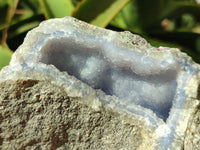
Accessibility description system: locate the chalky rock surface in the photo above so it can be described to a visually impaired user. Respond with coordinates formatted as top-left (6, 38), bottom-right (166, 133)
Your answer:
top-left (0, 17), bottom-right (200, 149)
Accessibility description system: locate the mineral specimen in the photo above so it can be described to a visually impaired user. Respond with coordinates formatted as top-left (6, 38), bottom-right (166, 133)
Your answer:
top-left (0, 17), bottom-right (199, 149)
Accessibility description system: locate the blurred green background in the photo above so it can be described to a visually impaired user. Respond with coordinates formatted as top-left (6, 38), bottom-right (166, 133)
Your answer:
top-left (0, 0), bottom-right (200, 70)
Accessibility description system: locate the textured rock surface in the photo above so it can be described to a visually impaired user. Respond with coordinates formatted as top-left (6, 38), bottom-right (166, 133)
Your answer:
top-left (0, 79), bottom-right (152, 150)
top-left (0, 16), bottom-right (200, 149)
top-left (184, 105), bottom-right (200, 150)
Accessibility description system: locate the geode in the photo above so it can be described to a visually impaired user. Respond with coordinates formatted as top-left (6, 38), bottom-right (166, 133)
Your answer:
top-left (0, 17), bottom-right (200, 149)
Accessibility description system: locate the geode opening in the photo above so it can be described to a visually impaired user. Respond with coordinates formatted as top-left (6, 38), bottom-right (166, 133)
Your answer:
top-left (39, 37), bottom-right (177, 121)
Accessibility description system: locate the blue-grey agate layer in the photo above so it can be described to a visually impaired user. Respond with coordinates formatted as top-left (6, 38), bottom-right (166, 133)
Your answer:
top-left (39, 38), bottom-right (177, 121)
top-left (6, 17), bottom-right (200, 149)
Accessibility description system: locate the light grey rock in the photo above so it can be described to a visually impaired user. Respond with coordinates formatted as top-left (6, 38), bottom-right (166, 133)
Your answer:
top-left (0, 16), bottom-right (200, 149)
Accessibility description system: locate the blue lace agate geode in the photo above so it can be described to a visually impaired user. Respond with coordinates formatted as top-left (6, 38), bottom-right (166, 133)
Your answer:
top-left (2, 17), bottom-right (200, 149)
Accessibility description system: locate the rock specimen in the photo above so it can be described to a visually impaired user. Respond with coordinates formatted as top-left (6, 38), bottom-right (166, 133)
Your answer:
top-left (0, 17), bottom-right (200, 150)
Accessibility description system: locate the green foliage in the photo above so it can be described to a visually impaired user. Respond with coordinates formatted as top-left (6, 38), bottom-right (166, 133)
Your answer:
top-left (72, 0), bottom-right (130, 27)
top-left (0, 44), bottom-right (12, 70)
top-left (39, 0), bottom-right (74, 18)
top-left (0, 0), bottom-right (200, 69)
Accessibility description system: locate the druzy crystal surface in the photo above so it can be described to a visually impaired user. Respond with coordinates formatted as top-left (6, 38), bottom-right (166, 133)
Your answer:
top-left (1, 17), bottom-right (199, 149)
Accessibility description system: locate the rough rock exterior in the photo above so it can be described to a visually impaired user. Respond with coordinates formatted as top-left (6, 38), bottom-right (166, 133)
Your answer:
top-left (0, 17), bottom-right (200, 149)
top-left (184, 104), bottom-right (200, 150)
top-left (0, 79), bottom-right (152, 150)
